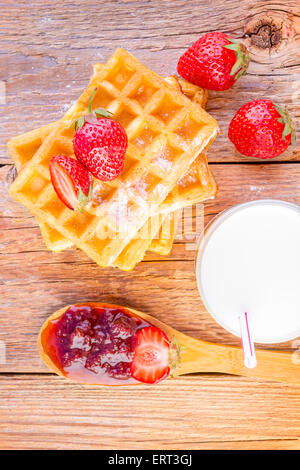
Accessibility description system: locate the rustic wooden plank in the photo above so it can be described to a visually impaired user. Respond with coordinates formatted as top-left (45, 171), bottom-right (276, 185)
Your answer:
top-left (1, 163), bottom-right (299, 372)
top-left (1, 0), bottom-right (299, 163)
top-left (1, 0), bottom-right (300, 451)
top-left (0, 374), bottom-right (299, 450)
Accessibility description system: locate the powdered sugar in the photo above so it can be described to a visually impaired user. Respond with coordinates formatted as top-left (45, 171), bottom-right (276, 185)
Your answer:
top-left (152, 154), bottom-right (173, 173)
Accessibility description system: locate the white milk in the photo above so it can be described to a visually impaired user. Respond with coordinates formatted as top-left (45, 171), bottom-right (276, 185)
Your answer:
top-left (196, 200), bottom-right (300, 343)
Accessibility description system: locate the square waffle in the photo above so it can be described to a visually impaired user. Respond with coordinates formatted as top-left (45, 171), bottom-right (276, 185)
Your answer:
top-left (9, 49), bottom-right (219, 268)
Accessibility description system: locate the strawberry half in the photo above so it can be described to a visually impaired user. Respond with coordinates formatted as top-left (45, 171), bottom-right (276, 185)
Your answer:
top-left (131, 326), bottom-right (170, 384)
top-left (49, 155), bottom-right (93, 212)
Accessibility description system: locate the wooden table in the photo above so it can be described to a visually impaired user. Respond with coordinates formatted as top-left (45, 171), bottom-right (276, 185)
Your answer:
top-left (1, 0), bottom-right (299, 450)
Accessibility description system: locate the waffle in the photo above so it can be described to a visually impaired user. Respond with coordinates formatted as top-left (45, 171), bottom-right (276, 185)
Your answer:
top-left (7, 78), bottom-right (207, 256)
top-left (146, 210), bottom-right (181, 256)
top-left (7, 123), bottom-right (72, 251)
top-left (8, 75), bottom-right (213, 267)
top-left (9, 49), bottom-right (219, 268)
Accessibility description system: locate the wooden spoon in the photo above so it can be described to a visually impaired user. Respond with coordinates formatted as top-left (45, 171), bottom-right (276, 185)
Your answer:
top-left (39, 303), bottom-right (300, 385)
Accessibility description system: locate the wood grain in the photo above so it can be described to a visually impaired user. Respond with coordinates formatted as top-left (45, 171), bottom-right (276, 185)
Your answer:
top-left (0, 0), bottom-right (299, 164)
top-left (0, 374), bottom-right (299, 450)
top-left (1, 162), bottom-right (299, 373)
top-left (0, 0), bottom-right (299, 451)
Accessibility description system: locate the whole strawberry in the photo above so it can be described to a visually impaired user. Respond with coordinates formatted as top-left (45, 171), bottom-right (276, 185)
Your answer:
top-left (74, 116), bottom-right (128, 181)
top-left (49, 155), bottom-right (93, 211)
top-left (73, 89), bottom-right (128, 181)
top-left (228, 100), bottom-right (295, 159)
top-left (177, 32), bottom-right (249, 91)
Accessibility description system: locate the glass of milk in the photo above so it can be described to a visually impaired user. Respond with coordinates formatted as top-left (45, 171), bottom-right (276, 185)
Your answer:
top-left (195, 200), bottom-right (300, 343)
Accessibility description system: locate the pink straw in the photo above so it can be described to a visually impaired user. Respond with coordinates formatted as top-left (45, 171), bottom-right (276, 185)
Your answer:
top-left (238, 312), bottom-right (257, 369)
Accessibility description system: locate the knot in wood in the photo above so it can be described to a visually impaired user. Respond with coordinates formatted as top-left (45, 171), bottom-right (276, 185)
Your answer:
top-left (245, 18), bottom-right (282, 49)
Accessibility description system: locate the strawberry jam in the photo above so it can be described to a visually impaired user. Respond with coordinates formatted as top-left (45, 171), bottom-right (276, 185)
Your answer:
top-left (41, 304), bottom-right (152, 385)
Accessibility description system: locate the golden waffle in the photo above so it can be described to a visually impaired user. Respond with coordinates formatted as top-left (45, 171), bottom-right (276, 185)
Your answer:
top-left (9, 49), bottom-right (219, 268)
top-left (7, 123), bottom-right (72, 251)
top-left (8, 75), bottom-right (213, 265)
top-left (7, 79), bottom-right (203, 255)
top-left (8, 74), bottom-right (213, 262)
top-left (142, 210), bottom-right (181, 256)
top-left (8, 61), bottom-right (216, 271)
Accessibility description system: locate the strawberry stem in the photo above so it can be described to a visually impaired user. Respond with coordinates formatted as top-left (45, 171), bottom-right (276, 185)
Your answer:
top-left (74, 89), bottom-right (114, 131)
top-left (88, 87), bottom-right (98, 114)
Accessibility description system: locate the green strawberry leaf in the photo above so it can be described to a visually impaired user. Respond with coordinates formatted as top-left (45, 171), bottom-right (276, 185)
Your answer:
top-left (94, 108), bottom-right (114, 118)
top-left (275, 104), bottom-right (296, 144)
top-left (223, 44), bottom-right (239, 51)
top-left (87, 184), bottom-right (93, 202)
top-left (230, 57), bottom-right (243, 76)
top-left (77, 184), bottom-right (93, 213)
top-left (282, 126), bottom-right (291, 139)
top-left (74, 115), bottom-right (85, 132)
top-left (77, 187), bottom-right (86, 213)
top-left (223, 39), bottom-right (250, 80)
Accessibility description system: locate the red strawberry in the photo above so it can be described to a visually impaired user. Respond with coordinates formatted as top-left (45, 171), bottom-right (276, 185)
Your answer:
top-left (131, 327), bottom-right (170, 384)
top-left (228, 100), bottom-right (295, 159)
top-left (73, 88), bottom-right (128, 181)
top-left (177, 32), bottom-right (249, 91)
top-left (73, 116), bottom-right (128, 181)
top-left (49, 155), bottom-right (93, 211)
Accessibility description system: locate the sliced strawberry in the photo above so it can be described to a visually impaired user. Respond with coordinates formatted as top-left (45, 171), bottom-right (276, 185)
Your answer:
top-left (131, 326), bottom-right (170, 384)
top-left (49, 155), bottom-right (93, 211)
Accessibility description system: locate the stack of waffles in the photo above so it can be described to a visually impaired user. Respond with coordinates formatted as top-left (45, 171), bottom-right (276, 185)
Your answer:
top-left (8, 49), bottom-right (219, 271)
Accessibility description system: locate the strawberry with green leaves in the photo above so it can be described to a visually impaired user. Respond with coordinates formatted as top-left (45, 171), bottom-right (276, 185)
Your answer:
top-left (228, 99), bottom-right (295, 159)
top-left (177, 32), bottom-right (249, 91)
top-left (50, 155), bottom-right (93, 212)
top-left (73, 88), bottom-right (128, 181)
